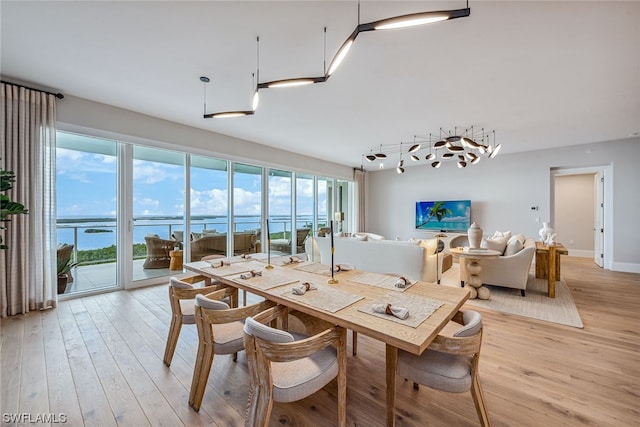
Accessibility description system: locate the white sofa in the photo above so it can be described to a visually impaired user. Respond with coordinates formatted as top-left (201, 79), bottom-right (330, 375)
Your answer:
top-left (455, 235), bottom-right (536, 296)
top-left (305, 236), bottom-right (443, 283)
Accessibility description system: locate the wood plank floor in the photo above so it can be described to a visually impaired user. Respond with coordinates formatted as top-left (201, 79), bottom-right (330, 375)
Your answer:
top-left (1, 257), bottom-right (639, 426)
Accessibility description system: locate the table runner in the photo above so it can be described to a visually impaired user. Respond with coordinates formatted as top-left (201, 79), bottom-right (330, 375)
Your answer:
top-left (358, 293), bottom-right (444, 328)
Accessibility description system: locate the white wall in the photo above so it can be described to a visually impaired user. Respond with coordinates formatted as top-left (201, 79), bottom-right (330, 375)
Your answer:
top-left (555, 174), bottom-right (595, 256)
top-left (57, 95), bottom-right (354, 181)
top-left (366, 138), bottom-right (640, 273)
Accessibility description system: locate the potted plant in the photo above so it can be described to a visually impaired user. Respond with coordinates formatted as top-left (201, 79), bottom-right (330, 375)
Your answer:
top-left (1, 161), bottom-right (29, 250)
top-left (56, 257), bottom-right (78, 294)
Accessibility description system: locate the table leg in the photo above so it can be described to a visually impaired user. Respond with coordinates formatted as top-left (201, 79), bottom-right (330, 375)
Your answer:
top-left (548, 246), bottom-right (556, 298)
top-left (386, 344), bottom-right (398, 427)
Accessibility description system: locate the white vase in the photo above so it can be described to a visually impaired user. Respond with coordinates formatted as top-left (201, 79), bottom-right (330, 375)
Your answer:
top-left (467, 222), bottom-right (483, 249)
top-left (539, 222), bottom-right (553, 243)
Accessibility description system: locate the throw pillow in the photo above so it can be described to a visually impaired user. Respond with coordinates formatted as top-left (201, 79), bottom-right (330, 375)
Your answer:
top-left (491, 230), bottom-right (512, 241)
top-left (354, 234), bottom-right (367, 241)
top-left (504, 238), bottom-right (524, 256)
top-left (508, 233), bottom-right (526, 245)
top-left (364, 232), bottom-right (385, 241)
top-left (191, 232), bottom-right (204, 240)
top-left (481, 235), bottom-right (509, 254)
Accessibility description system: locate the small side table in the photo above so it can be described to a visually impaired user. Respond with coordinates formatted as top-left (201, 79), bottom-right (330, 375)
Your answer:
top-left (535, 242), bottom-right (568, 298)
top-left (450, 248), bottom-right (501, 300)
top-left (169, 249), bottom-right (184, 270)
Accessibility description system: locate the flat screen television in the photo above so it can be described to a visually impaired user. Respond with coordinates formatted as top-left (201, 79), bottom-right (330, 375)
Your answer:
top-left (415, 200), bottom-right (471, 232)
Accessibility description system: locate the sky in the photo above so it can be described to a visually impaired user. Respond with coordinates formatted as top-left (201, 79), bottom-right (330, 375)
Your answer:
top-left (56, 146), bottom-right (327, 220)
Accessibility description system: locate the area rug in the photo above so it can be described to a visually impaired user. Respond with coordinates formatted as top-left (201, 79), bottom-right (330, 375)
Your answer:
top-left (440, 264), bottom-right (583, 328)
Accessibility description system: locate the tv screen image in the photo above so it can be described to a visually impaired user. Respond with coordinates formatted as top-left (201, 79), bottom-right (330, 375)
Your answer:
top-left (415, 200), bottom-right (471, 232)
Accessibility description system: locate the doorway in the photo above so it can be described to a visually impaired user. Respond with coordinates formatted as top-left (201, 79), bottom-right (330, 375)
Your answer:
top-left (551, 166), bottom-right (612, 269)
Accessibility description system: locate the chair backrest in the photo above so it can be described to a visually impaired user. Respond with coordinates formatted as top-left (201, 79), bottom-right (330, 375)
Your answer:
top-left (244, 316), bottom-right (295, 343)
top-left (170, 276), bottom-right (194, 290)
top-left (195, 293), bottom-right (230, 311)
top-left (453, 310), bottom-right (483, 337)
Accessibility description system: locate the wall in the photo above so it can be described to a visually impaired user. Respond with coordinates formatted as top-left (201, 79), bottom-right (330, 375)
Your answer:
top-left (57, 95), bottom-right (354, 181)
top-left (555, 174), bottom-right (595, 256)
top-left (366, 138), bottom-right (640, 273)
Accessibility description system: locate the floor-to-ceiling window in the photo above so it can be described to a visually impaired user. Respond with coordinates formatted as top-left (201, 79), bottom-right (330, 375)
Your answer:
top-left (232, 164), bottom-right (262, 255)
top-left (56, 132), bottom-right (119, 295)
top-left (317, 177), bottom-right (333, 235)
top-left (268, 169), bottom-right (293, 254)
top-left (189, 155), bottom-right (229, 261)
top-left (296, 174), bottom-right (314, 254)
top-left (132, 146), bottom-right (185, 282)
top-left (56, 130), bottom-right (351, 296)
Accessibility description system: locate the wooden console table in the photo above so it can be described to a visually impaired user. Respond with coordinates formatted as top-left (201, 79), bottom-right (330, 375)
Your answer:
top-left (535, 242), bottom-right (568, 298)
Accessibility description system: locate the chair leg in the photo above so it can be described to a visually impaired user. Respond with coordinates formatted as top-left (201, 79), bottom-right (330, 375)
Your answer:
top-left (189, 343), bottom-right (214, 412)
top-left (413, 382), bottom-right (420, 390)
top-left (470, 372), bottom-right (491, 427)
top-left (163, 315), bottom-right (182, 366)
top-left (247, 385), bottom-right (273, 427)
top-left (352, 331), bottom-right (358, 356)
top-left (521, 289), bottom-right (526, 297)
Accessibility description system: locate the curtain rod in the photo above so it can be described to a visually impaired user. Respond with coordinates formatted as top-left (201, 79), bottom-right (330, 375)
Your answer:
top-left (1, 80), bottom-right (64, 99)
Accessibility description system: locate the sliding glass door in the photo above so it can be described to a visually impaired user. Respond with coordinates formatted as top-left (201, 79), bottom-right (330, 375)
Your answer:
top-left (233, 164), bottom-right (262, 255)
top-left (56, 132), bottom-right (119, 295)
top-left (132, 146), bottom-right (185, 282)
top-left (189, 155), bottom-right (229, 262)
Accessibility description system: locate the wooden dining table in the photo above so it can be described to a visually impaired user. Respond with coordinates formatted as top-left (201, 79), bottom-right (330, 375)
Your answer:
top-left (185, 255), bottom-right (469, 426)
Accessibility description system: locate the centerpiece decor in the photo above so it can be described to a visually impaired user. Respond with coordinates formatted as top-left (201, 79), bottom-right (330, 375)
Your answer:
top-left (265, 219), bottom-right (273, 269)
top-left (328, 220), bottom-right (338, 284)
top-left (467, 222), bottom-right (483, 249)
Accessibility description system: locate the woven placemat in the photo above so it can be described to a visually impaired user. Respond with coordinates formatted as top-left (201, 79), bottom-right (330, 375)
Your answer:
top-left (230, 272), bottom-right (299, 291)
top-left (281, 283), bottom-right (364, 313)
top-left (349, 272), bottom-right (416, 292)
top-left (358, 293), bottom-right (444, 328)
top-left (204, 260), bottom-right (266, 277)
top-left (293, 262), bottom-right (333, 276)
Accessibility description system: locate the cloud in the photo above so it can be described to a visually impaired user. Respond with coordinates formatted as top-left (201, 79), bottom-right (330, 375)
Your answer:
top-left (56, 148), bottom-right (116, 181)
top-left (190, 188), bottom-right (228, 215)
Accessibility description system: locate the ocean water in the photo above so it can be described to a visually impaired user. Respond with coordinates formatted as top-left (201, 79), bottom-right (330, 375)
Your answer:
top-left (57, 215), bottom-right (318, 250)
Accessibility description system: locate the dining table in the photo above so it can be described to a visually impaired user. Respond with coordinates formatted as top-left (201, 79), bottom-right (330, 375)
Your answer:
top-left (185, 254), bottom-right (469, 426)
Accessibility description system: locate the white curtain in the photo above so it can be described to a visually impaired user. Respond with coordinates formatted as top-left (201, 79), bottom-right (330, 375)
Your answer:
top-left (353, 168), bottom-right (366, 232)
top-left (1, 83), bottom-right (57, 317)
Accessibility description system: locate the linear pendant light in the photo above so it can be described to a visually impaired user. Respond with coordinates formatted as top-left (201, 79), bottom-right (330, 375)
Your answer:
top-left (201, 3), bottom-right (470, 118)
top-left (258, 3), bottom-right (470, 89)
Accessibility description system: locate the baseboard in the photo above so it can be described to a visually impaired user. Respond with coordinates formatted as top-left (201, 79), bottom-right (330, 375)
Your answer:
top-left (611, 262), bottom-right (640, 274)
top-left (568, 249), bottom-right (593, 258)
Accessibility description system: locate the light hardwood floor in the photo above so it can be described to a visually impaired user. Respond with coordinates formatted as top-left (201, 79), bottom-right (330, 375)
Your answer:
top-left (1, 257), bottom-right (639, 426)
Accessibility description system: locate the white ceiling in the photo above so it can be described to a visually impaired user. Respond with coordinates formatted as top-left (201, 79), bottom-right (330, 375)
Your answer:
top-left (2, 1), bottom-right (639, 170)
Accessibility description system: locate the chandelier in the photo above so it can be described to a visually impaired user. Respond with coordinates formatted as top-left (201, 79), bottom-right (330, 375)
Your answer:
top-left (364, 127), bottom-right (500, 173)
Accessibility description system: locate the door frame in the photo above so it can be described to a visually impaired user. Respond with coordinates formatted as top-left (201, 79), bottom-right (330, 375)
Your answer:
top-left (551, 165), bottom-right (613, 270)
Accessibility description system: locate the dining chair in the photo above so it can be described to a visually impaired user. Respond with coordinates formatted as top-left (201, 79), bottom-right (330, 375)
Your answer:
top-left (189, 290), bottom-right (276, 412)
top-left (163, 275), bottom-right (230, 367)
top-left (243, 305), bottom-right (347, 427)
top-left (396, 310), bottom-right (491, 426)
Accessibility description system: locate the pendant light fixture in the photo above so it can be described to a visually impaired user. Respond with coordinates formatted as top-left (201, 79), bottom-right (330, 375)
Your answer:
top-left (202, 38), bottom-right (261, 118)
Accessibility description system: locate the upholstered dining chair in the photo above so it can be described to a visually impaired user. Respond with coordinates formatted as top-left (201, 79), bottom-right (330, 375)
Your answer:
top-left (243, 305), bottom-right (347, 427)
top-left (163, 275), bottom-right (229, 367)
top-left (397, 310), bottom-right (491, 427)
top-left (189, 290), bottom-right (276, 412)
